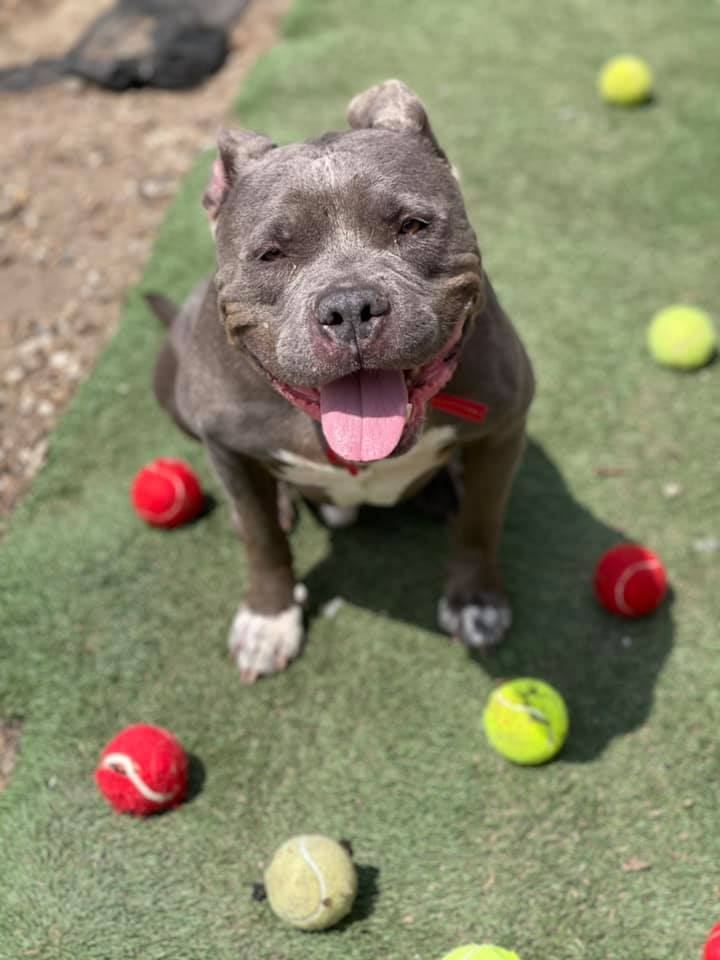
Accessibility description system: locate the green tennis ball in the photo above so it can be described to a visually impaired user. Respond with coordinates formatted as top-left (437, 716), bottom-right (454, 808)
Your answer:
top-left (647, 305), bottom-right (717, 370)
top-left (598, 55), bottom-right (653, 105)
top-left (441, 945), bottom-right (521, 960)
top-left (264, 834), bottom-right (357, 931)
top-left (483, 678), bottom-right (569, 765)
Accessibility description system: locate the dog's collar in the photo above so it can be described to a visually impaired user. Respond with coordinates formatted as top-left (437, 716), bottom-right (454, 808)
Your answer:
top-left (428, 392), bottom-right (488, 422)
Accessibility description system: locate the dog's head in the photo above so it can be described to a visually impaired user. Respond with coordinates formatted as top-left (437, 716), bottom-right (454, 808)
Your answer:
top-left (205, 80), bottom-right (484, 462)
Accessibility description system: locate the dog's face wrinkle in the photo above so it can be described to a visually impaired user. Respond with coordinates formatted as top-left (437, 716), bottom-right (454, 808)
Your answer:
top-left (214, 129), bottom-right (481, 389)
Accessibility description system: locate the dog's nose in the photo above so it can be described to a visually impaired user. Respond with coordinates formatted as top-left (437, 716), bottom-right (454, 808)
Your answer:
top-left (316, 286), bottom-right (390, 345)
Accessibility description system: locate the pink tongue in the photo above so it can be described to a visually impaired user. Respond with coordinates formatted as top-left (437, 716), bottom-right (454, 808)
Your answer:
top-left (320, 369), bottom-right (408, 462)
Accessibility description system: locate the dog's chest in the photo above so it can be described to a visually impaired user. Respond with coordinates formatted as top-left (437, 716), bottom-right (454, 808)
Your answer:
top-left (270, 426), bottom-right (457, 507)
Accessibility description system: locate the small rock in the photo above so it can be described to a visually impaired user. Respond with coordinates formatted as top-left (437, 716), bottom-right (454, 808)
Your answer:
top-left (86, 149), bottom-right (106, 169)
top-left (61, 76), bottom-right (84, 94)
top-left (19, 440), bottom-right (48, 477)
top-left (21, 210), bottom-right (39, 231)
top-left (31, 244), bottom-right (50, 265)
top-left (18, 333), bottom-right (52, 356)
top-left (37, 400), bottom-right (55, 417)
top-left (50, 351), bottom-right (71, 370)
top-left (138, 178), bottom-right (176, 201)
top-left (662, 482), bottom-right (682, 499)
top-left (4, 367), bottom-right (24, 386)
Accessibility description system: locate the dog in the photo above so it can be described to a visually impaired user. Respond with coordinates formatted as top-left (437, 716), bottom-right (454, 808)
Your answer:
top-left (150, 79), bottom-right (534, 683)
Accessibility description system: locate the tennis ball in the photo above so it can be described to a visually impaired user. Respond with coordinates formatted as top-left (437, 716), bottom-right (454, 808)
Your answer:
top-left (704, 921), bottom-right (720, 960)
top-left (95, 723), bottom-right (188, 815)
top-left (441, 945), bottom-right (521, 960)
top-left (598, 55), bottom-right (653, 105)
top-left (647, 305), bottom-right (717, 370)
top-left (483, 678), bottom-right (569, 765)
top-left (264, 834), bottom-right (358, 930)
top-left (594, 543), bottom-right (668, 617)
top-left (131, 458), bottom-right (204, 528)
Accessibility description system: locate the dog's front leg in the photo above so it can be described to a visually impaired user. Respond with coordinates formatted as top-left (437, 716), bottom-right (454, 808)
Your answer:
top-left (439, 423), bottom-right (527, 652)
top-left (207, 442), bottom-right (302, 683)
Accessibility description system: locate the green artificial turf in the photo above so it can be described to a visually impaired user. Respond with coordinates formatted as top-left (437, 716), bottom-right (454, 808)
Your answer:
top-left (2, 1), bottom-right (720, 957)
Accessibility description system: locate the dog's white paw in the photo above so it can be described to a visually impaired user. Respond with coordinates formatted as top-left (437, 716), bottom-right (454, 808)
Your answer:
top-left (228, 604), bottom-right (304, 683)
top-left (438, 593), bottom-right (512, 651)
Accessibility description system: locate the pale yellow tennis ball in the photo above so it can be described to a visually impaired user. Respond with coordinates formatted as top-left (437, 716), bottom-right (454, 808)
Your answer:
top-left (441, 945), bottom-right (521, 960)
top-left (647, 305), bottom-right (717, 370)
top-left (264, 834), bottom-right (357, 930)
top-left (483, 678), bottom-right (569, 765)
top-left (598, 55), bottom-right (653, 105)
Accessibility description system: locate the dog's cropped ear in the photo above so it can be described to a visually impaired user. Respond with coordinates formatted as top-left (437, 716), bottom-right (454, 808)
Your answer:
top-left (203, 128), bottom-right (276, 221)
top-left (347, 79), bottom-right (446, 160)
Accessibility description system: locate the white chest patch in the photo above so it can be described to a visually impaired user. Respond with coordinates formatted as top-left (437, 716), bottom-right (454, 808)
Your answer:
top-left (272, 426), bottom-right (458, 508)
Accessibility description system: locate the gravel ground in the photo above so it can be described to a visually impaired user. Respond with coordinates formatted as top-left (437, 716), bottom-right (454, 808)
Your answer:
top-left (0, 0), bottom-right (289, 534)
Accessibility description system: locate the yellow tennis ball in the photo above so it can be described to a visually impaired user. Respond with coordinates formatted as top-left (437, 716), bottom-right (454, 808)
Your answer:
top-left (441, 945), bottom-right (521, 960)
top-left (598, 55), bottom-right (653, 105)
top-left (647, 304), bottom-right (717, 370)
top-left (483, 678), bottom-right (569, 765)
top-left (264, 834), bottom-right (357, 930)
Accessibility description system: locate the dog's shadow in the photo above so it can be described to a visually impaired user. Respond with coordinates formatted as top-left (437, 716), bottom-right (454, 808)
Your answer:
top-left (303, 438), bottom-right (674, 763)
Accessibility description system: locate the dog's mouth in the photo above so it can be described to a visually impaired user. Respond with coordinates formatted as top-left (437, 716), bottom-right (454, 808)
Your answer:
top-left (250, 316), bottom-right (469, 463)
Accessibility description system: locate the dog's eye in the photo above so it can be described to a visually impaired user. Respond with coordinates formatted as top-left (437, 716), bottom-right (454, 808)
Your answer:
top-left (399, 218), bottom-right (429, 236)
top-left (259, 247), bottom-right (285, 262)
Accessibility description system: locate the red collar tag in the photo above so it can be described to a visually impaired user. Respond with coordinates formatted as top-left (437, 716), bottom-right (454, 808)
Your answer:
top-left (325, 447), bottom-right (359, 475)
top-left (430, 393), bottom-right (488, 422)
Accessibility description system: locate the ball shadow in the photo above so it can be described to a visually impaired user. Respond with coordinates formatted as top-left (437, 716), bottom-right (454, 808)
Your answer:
top-left (303, 438), bottom-right (674, 762)
top-left (335, 863), bottom-right (380, 930)
top-left (185, 751), bottom-right (207, 804)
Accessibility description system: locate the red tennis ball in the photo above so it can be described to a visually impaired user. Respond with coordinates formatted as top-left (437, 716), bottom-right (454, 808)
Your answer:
top-left (95, 723), bottom-right (189, 816)
top-left (704, 922), bottom-right (720, 960)
top-left (593, 543), bottom-right (668, 617)
top-left (131, 458), bottom-right (204, 528)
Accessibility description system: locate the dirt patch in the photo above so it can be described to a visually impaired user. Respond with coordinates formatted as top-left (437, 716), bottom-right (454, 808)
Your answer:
top-left (0, 717), bottom-right (24, 791)
top-left (0, 0), bottom-right (291, 533)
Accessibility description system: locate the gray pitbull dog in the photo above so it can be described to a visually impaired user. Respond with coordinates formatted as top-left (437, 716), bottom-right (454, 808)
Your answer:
top-left (151, 80), bottom-right (534, 682)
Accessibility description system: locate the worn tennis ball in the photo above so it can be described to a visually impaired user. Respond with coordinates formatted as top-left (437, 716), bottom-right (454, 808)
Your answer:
top-left (704, 921), bottom-right (720, 960)
top-left (441, 945), bottom-right (521, 960)
top-left (131, 458), bottom-right (204, 528)
top-left (598, 55), bottom-right (653, 105)
top-left (647, 305), bottom-right (717, 370)
top-left (483, 678), bottom-right (569, 765)
top-left (264, 834), bottom-right (358, 930)
top-left (95, 723), bottom-right (188, 816)
top-left (594, 543), bottom-right (668, 617)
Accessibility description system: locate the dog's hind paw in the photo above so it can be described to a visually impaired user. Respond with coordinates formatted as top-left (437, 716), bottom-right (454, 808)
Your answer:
top-left (228, 604), bottom-right (304, 683)
top-left (437, 593), bottom-right (512, 652)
